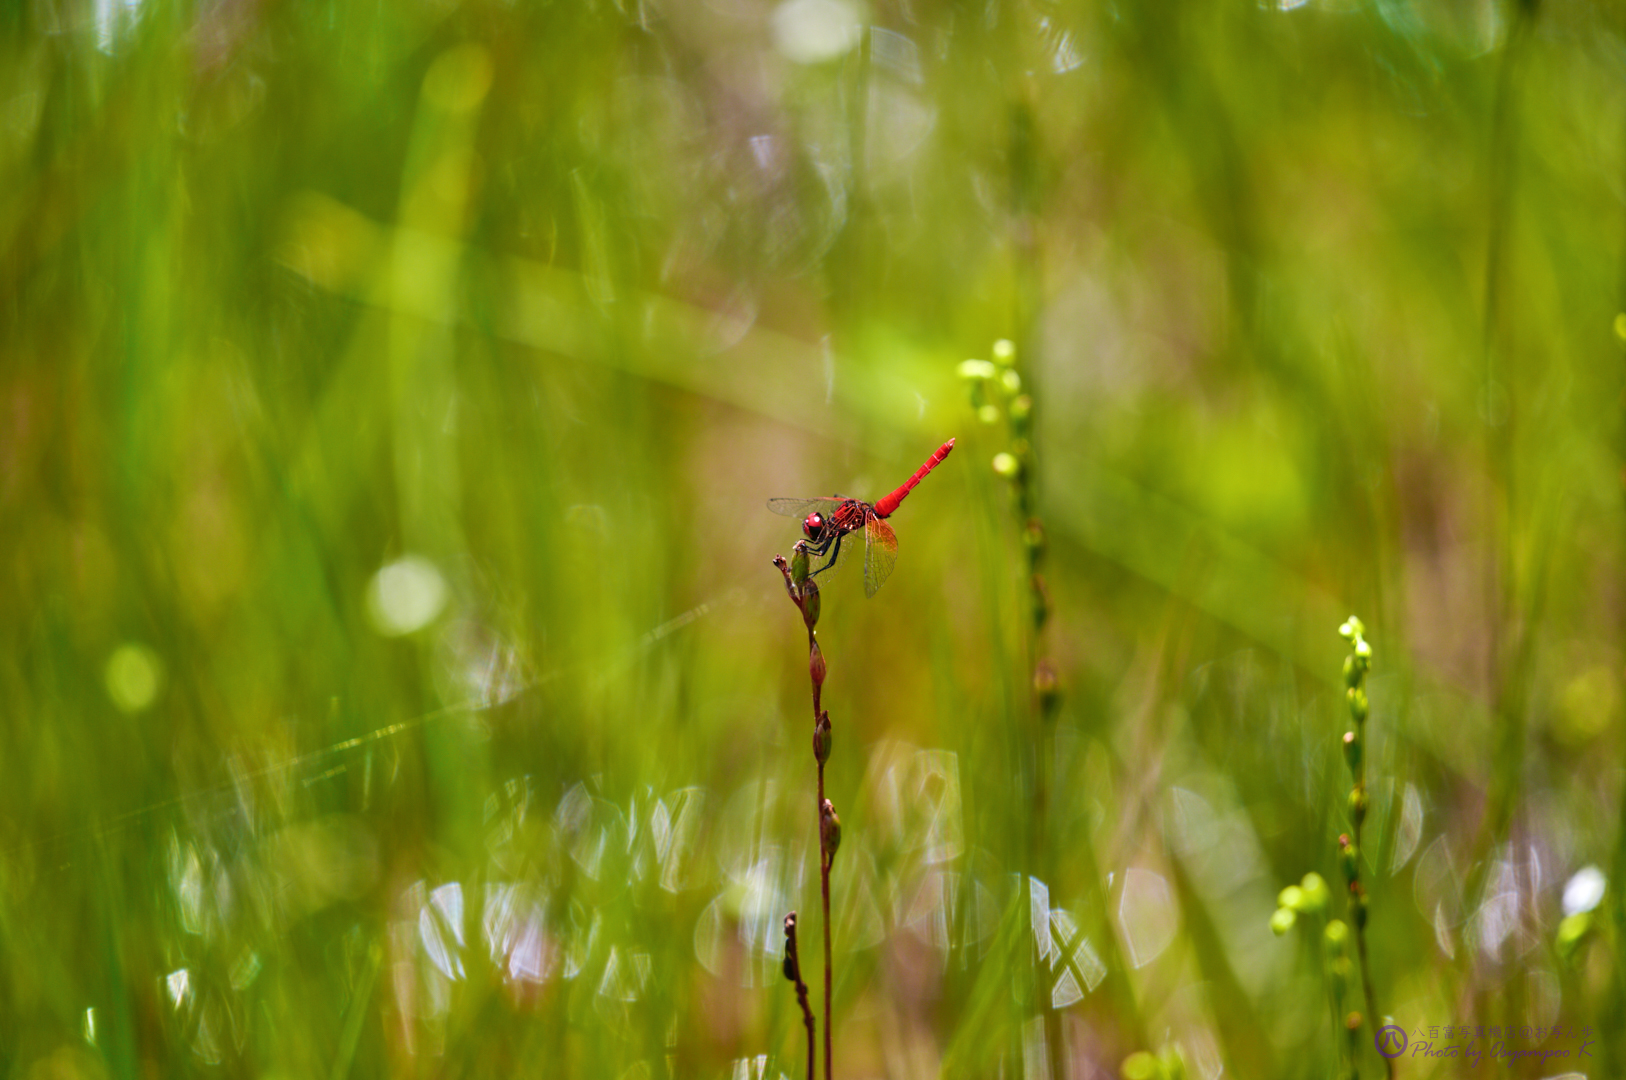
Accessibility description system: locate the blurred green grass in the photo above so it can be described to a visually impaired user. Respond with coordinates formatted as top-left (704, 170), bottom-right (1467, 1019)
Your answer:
top-left (3, 0), bottom-right (1625, 1076)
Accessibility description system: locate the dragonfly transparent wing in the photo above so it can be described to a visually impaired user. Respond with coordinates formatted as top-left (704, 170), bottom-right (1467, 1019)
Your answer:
top-left (863, 514), bottom-right (899, 598)
top-left (766, 496), bottom-right (846, 520)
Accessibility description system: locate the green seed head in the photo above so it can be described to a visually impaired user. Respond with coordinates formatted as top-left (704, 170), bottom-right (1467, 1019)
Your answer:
top-left (801, 579), bottom-right (820, 629)
top-left (958, 359), bottom-right (998, 382)
top-left (1299, 872), bottom-right (1329, 912)
top-left (1270, 907), bottom-right (1297, 936)
top-left (1339, 835), bottom-right (1359, 881)
top-left (1120, 1051), bottom-right (1159, 1080)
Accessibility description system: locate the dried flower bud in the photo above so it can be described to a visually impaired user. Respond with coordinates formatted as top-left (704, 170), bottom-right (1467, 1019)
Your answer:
top-left (809, 640), bottom-right (826, 689)
top-left (1342, 731), bottom-right (1361, 773)
top-left (813, 711), bottom-right (832, 765)
top-left (1023, 519), bottom-right (1046, 556)
top-left (1348, 786), bottom-right (1367, 826)
top-left (790, 543), bottom-right (810, 587)
top-left (1034, 661), bottom-right (1061, 716)
top-left (1339, 835), bottom-right (1360, 882)
top-left (820, 798), bottom-right (842, 868)
top-left (782, 913), bottom-right (799, 982)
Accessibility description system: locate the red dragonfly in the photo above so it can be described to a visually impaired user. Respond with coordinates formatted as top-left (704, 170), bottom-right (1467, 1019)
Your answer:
top-left (768, 438), bottom-right (955, 597)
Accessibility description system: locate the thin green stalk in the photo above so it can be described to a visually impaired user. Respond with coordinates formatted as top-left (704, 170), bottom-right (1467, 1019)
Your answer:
top-left (1471, 0), bottom-right (1539, 901)
top-left (1337, 617), bottom-right (1390, 1080)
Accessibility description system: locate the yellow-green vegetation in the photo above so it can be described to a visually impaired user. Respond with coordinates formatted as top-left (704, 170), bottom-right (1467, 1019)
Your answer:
top-left (2, 0), bottom-right (1623, 1077)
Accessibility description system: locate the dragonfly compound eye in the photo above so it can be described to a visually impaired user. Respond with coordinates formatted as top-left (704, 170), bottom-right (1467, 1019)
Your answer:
top-left (802, 513), bottom-right (823, 538)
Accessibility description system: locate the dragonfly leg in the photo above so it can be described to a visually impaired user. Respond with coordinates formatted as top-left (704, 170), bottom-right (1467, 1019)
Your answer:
top-left (808, 533), bottom-right (843, 578)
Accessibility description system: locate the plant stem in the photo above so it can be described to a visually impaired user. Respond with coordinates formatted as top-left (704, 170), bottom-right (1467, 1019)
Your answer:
top-left (783, 913), bottom-right (816, 1080)
top-left (774, 550), bottom-right (837, 1080)
top-left (1338, 619), bottom-right (1391, 1080)
top-left (819, 768), bottom-right (832, 1080)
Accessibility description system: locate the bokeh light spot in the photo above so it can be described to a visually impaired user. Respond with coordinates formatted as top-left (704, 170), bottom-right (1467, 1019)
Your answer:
top-left (423, 46), bottom-right (493, 114)
top-left (367, 556), bottom-right (448, 637)
top-left (1563, 866), bottom-right (1605, 916)
top-left (105, 643), bottom-right (163, 713)
top-left (1119, 868), bottom-right (1179, 968)
top-left (771, 0), bottom-right (861, 64)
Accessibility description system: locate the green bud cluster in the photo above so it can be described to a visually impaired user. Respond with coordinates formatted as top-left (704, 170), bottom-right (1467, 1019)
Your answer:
top-left (1119, 1047), bottom-right (1185, 1080)
top-left (963, 338), bottom-right (1062, 719)
top-left (1338, 618), bottom-right (1372, 892)
top-left (958, 341), bottom-right (1034, 490)
top-left (1269, 871), bottom-right (1332, 935)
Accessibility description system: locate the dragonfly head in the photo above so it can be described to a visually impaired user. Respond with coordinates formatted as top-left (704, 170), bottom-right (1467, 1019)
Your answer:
top-left (801, 512), bottom-right (825, 539)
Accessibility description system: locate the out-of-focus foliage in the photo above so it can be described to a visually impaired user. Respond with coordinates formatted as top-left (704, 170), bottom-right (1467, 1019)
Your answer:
top-left (2, 0), bottom-right (1624, 1076)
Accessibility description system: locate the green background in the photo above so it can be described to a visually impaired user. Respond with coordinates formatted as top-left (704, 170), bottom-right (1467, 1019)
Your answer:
top-left (2, 0), bottom-right (1623, 1076)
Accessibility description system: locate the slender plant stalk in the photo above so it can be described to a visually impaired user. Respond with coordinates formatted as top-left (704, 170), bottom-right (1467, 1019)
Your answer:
top-left (1606, 16), bottom-right (1626, 1066)
top-left (782, 913), bottom-right (816, 1080)
top-left (1337, 617), bottom-right (1391, 1080)
top-left (774, 546), bottom-right (839, 1080)
top-left (960, 339), bottom-right (1070, 1075)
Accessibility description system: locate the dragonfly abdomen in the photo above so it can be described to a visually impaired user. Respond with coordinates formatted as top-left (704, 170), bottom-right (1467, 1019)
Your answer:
top-left (872, 438), bottom-right (955, 519)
